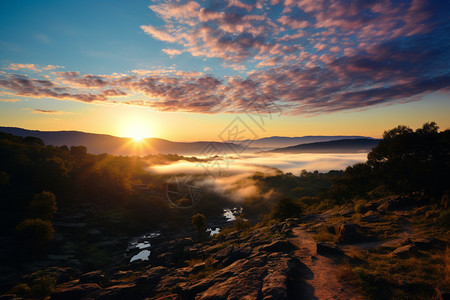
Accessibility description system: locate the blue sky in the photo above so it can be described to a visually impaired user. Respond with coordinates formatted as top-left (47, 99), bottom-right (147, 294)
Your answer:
top-left (0, 0), bottom-right (449, 140)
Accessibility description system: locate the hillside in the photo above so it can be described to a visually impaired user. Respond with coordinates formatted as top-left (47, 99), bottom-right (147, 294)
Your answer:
top-left (0, 127), bottom-right (248, 156)
top-left (267, 138), bottom-right (380, 153)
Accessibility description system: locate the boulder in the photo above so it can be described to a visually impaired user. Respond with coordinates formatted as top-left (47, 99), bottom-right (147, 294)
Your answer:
top-left (193, 262), bottom-right (206, 273)
top-left (391, 244), bottom-right (417, 258)
top-left (337, 223), bottom-right (366, 244)
top-left (261, 240), bottom-right (296, 253)
top-left (316, 243), bottom-right (344, 256)
top-left (361, 211), bottom-right (383, 223)
top-left (79, 270), bottom-right (107, 286)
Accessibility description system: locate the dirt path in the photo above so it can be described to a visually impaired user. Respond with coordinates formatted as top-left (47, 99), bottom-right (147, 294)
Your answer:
top-left (289, 227), bottom-right (363, 300)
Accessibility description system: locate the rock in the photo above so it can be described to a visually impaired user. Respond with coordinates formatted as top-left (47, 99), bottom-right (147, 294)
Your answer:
top-left (391, 244), bottom-right (417, 258)
top-left (365, 202), bottom-right (379, 211)
top-left (214, 245), bottom-right (252, 266)
top-left (193, 262), bottom-right (206, 273)
top-left (51, 283), bottom-right (102, 300)
top-left (0, 295), bottom-right (21, 300)
top-left (361, 211), bottom-right (383, 223)
top-left (433, 287), bottom-right (450, 300)
top-left (339, 209), bottom-right (354, 217)
top-left (377, 196), bottom-right (409, 212)
top-left (135, 266), bottom-right (168, 285)
top-left (316, 243), bottom-right (344, 256)
top-left (337, 223), bottom-right (366, 244)
top-left (79, 270), bottom-right (107, 286)
top-left (198, 267), bottom-right (266, 300)
top-left (261, 240), bottom-right (296, 253)
top-left (411, 238), bottom-right (446, 250)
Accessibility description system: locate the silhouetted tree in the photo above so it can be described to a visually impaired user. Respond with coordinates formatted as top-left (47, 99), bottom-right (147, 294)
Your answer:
top-left (191, 213), bottom-right (206, 240)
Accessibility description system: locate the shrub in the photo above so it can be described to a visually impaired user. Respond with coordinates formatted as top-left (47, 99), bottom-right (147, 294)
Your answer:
top-left (11, 283), bottom-right (30, 298)
top-left (354, 200), bottom-right (368, 214)
top-left (270, 197), bottom-right (302, 220)
top-left (233, 215), bottom-right (251, 231)
top-left (26, 191), bottom-right (57, 220)
top-left (15, 218), bottom-right (55, 252)
top-left (192, 213), bottom-right (206, 240)
top-left (30, 275), bottom-right (56, 298)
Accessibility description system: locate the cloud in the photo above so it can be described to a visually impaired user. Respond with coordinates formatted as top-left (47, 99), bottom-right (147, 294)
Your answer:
top-left (5, 63), bottom-right (41, 72)
top-left (0, 98), bottom-right (21, 102)
top-left (162, 48), bottom-right (183, 57)
top-left (32, 109), bottom-right (71, 115)
top-left (1, 15), bottom-right (449, 116)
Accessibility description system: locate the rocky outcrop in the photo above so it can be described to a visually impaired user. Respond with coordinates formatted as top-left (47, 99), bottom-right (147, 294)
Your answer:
top-left (337, 223), bottom-right (367, 244)
top-left (42, 221), bottom-right (301, 300)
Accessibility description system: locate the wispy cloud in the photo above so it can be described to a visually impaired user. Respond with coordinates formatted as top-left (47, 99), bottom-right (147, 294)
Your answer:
top-left (0, 0), bottom-right (449, 115)
top-left (32, 109), bottom-right (72, 115)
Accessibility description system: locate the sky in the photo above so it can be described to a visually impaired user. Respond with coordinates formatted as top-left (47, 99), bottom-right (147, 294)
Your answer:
top-left (0, 0), bottom-right (449, 141)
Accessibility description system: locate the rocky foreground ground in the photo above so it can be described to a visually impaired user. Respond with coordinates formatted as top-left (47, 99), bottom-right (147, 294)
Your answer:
top-left (1, 196), bottom-right (449, 300)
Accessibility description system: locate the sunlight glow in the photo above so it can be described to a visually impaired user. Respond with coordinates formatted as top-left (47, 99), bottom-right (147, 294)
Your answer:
top-left (120, 118), bottom-right (154, 142)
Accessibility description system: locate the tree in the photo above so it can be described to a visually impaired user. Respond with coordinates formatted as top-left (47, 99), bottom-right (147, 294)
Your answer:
top-left (270, 197), bottom-right (302, 220)
top-left (191, 213), bottom-right (206, 240)
top-left (26, 191), bottom-right (57, 220)
top-left (367, 122), bottom-right (449, 198)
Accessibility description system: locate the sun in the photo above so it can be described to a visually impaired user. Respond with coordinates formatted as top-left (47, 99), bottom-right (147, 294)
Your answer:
top-left (121, 121), bottom-right (153, 142)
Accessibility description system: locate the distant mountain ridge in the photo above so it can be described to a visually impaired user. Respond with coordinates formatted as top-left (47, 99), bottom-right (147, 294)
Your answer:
top-left (0, 127), bottom-right (247, 156)
top-left (242, 135), bottom-right (372, 149)
top-left (266, 138), bottom-right (380, 153)
top-left (0, 127), bottom-right (378, 156)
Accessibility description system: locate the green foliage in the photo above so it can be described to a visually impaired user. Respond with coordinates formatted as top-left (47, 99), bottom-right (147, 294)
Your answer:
top-left (15, 218), bottom-right (55, 251)
top-left (233, 215), bottom-right (251, 231)
top-left (270, 197), bottom-right (302, 220)
top-left (26, 191), bottom-right (57, 220)
top-left (332, 122), bottom-right (450, 201)
top-left (192, 213), bottom-right (206, 239)
top-left (367, 122), bottom-right (449, 198)
top-left (30, 275), bottom-right (56, 298)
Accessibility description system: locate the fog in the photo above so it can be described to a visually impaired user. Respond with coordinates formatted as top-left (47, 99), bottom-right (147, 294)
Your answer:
top-left (149, 152), bottom-right (368, 176)
top-left (149, 153), bottom-right (368, 202)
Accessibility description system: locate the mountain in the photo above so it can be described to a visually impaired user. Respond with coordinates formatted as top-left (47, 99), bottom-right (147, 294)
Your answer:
top-left (228, 135), bottom-right (372, 150)
top-left (0, 127), bottom-right (247, 156)
top-left (266, 138), bottom-right (380, 153)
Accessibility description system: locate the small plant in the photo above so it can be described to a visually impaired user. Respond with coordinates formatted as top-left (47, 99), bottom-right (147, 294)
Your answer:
top-left (11, 283), bottom-right (30, 298)
top-left (354, 200), bottom-right (368, 214)
top-left (30, 275), bottom-right (56, 298)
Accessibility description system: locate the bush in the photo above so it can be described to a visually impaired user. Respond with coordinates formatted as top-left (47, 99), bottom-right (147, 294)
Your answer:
top-left (30, 275), bottom-right (56, 298)
top-left (11, 283), bottom-right (30, 298)
top-left (354, 200), bottom-right (368, 214)
top-left (233, 215), bottom-right (251, 231)
top-left (26, 191), bottom-right (57, 220)
top-left (15, 218), bottom-right (55, 252)
top-left (270, 197), bottom-right (302, 220)
top-left (192, 213), bottom-right (206, 240)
